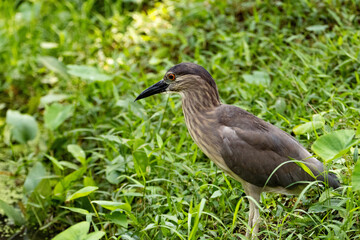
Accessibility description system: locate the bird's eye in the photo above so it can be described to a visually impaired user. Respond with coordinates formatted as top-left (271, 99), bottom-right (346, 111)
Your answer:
top-left (167, 73), bottom-right (176, 81)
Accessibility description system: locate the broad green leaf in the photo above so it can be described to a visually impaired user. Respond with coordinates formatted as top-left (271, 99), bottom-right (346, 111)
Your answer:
top-left (45, 154), bottom-right (64, 170)
top-left (308, 199), bottom-right (342, 213)
top-left (312, 129), bottom-right (360, 162)
top-left (308, 203), bottom-right (330, 213)
top-left (352, 158), bottom-right (360, 191)
top-left (86, 231), bottom-right (105, 240)
top-left (52, 221), bottom-right (90, 240)
top-left (66, 186), bottom-right (98, 201)
top-left (105, 211), bottom-right (128, 228)
top-left (67, 65), bottom-right (113, 82)
top-left (143, 223), bottom-right (156, 231)
top-left (100, 134), bottom-right (123, 144)
top-left (67, 144), bottom-right (86, 165)
top-left (59, 161), bottom-right (79, 170)
top-left (132, 150), bottom-right (149, 176)
top-left (156, 134), bottom-right (163, 148)
top-left (40, 93), bottom-right (69, 106)
top-left (106, 160), bottom-right (125, 185)
top-left (0, 200), bottom-right (26, 225)
top-left (28, 178), bottom-right (52, 204)
top-left (115, 99), bottom-right (130, 108)
top-left (210, 190), bottom-right (222, 199)
top-left (92, 200), bottom-right (131, 212)
top-left (38, 56), bottom-right (68, 79)
top-left (24, 162), bottom-right (46, 195)
top-left (61, 206), bottom-right (90, 215)
top-left (131, 138), bottom-right (145, 150)
top-left (40, 42), bottom-right (59, 49)
top-left (274, 97), bottom-right (286, 114)
top-left (6, 110), bottom-right (38, 144)
top-left (242, 71), bottom-right (270, 86)
top-left (62, 168), bottom-right (86, 188)
top-left (306, 25), bottom-right (328, 32)
top-left (44, 103), bottom-right (74, 130)
top-left (16, 2), bottom-right (40, 22)
top-left (83, 176), bottom-right (97, 187)
top-left (53, 181), bottom-right (65, 198)
top-left (293, 114), bottom-right (324, 135)
top-left (53, 168), bottom-right (86, 199)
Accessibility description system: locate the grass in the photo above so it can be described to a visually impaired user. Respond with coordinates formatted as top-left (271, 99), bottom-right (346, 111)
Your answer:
top-left (0, 0), bottom-right (360, 239)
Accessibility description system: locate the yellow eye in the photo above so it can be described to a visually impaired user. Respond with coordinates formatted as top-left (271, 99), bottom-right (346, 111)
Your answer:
top-left (168, 73), bottom-right (176, 81)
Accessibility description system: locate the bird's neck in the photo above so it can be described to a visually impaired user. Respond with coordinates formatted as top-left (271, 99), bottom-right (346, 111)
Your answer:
top-left (181, 85), bottom-right (221, 114)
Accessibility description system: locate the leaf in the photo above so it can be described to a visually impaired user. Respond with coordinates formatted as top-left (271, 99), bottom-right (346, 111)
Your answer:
top-left (274, 97), bottom-right (286, 114)
top-left (67, 144), bottom-right (86, 165)
top-left (40, 93), bottom-right (69, 106)
top-left (59, 161), bottom-right (79, 170)
top-left (306, 25), bottom-right (328, 32)
top-left (67, 65), bottom-right (113, 82)
top-left (62, 168), bottom-right (86, 188)
top-left (61, 206), bottom-right (90, 215)
top-left (105, 158), bottom-right (126, 185)
top-left (44, 103), bottom-right (74, 130)
top-left (293, 114), bottom-right (324, 135)
top-left (156, 134), bottom-right (163, 148)
top-left (45, 154), bottom-right (64, 170)
top-left (100, 134), bottom-right (123, 144)
top-left (352, 157), bottom-right (360, 191)
top-left (66, 186), bottom-right (98, 201)
top-left (354, 146), bottom-right (359, 163)
top-left (40, 42), bottom-right (59, 49)
top-left (115, 99), bottom-right (130, 108)
top-left (28, 178), bottom-right (52, 204)
top-left (242, 71), bottom-right (270, 86)
top-left (210, 190), bottom-right (222, 199)
top-left (143, 223), bottom-right (156, 231)
top-left (308, 199), bottom-right (342, 213)
top-left (312, 129), bottom-right (360, 162)
top-left (92, 200), bottom-right (131, 212)
top-left (53, 168), bottom-right (86, 199)
top-left (105, 211), bottom-right (128, 228)
top-left (6, 110), bottom-right (38, 144)
top-left (132, 150), bottom-right (149, 176)
top-left (189, 198), bottom-right (206, 239)
top-left (24, 162), bottom-right (46, 195)
top-left (52, 221), bottom-right (90, 240)
top-left (0, 200), bottom-right (26, 225)
top-left (86, 231), bottom-right (105, 240)
top-left (295, 161), bottom-right (316, 179)
top-left (38, 56), bottom-right (68, 79)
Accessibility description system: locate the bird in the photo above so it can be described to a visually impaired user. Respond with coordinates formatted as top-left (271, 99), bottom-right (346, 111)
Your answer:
top-left (135, 62), bottom-right (340, 238)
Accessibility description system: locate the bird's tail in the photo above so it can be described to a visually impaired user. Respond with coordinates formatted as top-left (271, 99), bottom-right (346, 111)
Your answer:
top-left (319, 172), bottom-right (341, 189)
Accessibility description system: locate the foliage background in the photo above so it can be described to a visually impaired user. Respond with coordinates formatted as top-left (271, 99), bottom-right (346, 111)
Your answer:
top-left (0, 0), bottom-right (359, 239)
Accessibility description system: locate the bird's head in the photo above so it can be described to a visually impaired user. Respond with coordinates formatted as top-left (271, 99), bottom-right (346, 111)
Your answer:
top-left (135, 62), bottom-right (219, 101)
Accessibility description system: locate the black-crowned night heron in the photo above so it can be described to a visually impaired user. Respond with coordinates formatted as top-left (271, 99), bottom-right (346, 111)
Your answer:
top-left (135, 62), bottom-right (340, 238)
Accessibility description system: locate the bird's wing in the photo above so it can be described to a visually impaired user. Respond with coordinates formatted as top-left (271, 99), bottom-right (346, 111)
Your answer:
top-left (217, 105), bottom-right (324, 189)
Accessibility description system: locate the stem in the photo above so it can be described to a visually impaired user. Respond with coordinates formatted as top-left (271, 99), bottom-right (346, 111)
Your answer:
top-left (88, 196), bottom-right (108, 240)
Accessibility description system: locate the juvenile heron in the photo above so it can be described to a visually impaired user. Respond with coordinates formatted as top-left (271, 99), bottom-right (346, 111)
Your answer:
top-left (135, 62), bottom-right (340, 238)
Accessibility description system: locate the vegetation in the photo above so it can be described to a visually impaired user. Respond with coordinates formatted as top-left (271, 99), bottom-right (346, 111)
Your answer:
top-left (1, 0), bottom-right (360, 239)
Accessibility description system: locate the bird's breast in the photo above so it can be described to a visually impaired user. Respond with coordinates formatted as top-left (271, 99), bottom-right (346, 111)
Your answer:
top-left (182, 108), bottom-right (242, 181)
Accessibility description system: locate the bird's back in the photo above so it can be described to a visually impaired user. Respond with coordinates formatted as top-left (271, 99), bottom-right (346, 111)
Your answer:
top-left (201, 104), bottom-right (340, 191)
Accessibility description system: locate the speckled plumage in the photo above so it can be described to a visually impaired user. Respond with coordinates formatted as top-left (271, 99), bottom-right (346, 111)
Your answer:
top-left (136, 62), bottom-right (340, 238)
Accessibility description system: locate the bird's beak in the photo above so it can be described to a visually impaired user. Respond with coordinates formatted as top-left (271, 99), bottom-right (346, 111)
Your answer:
top-left (135, 80), bottom-right (169, 101)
